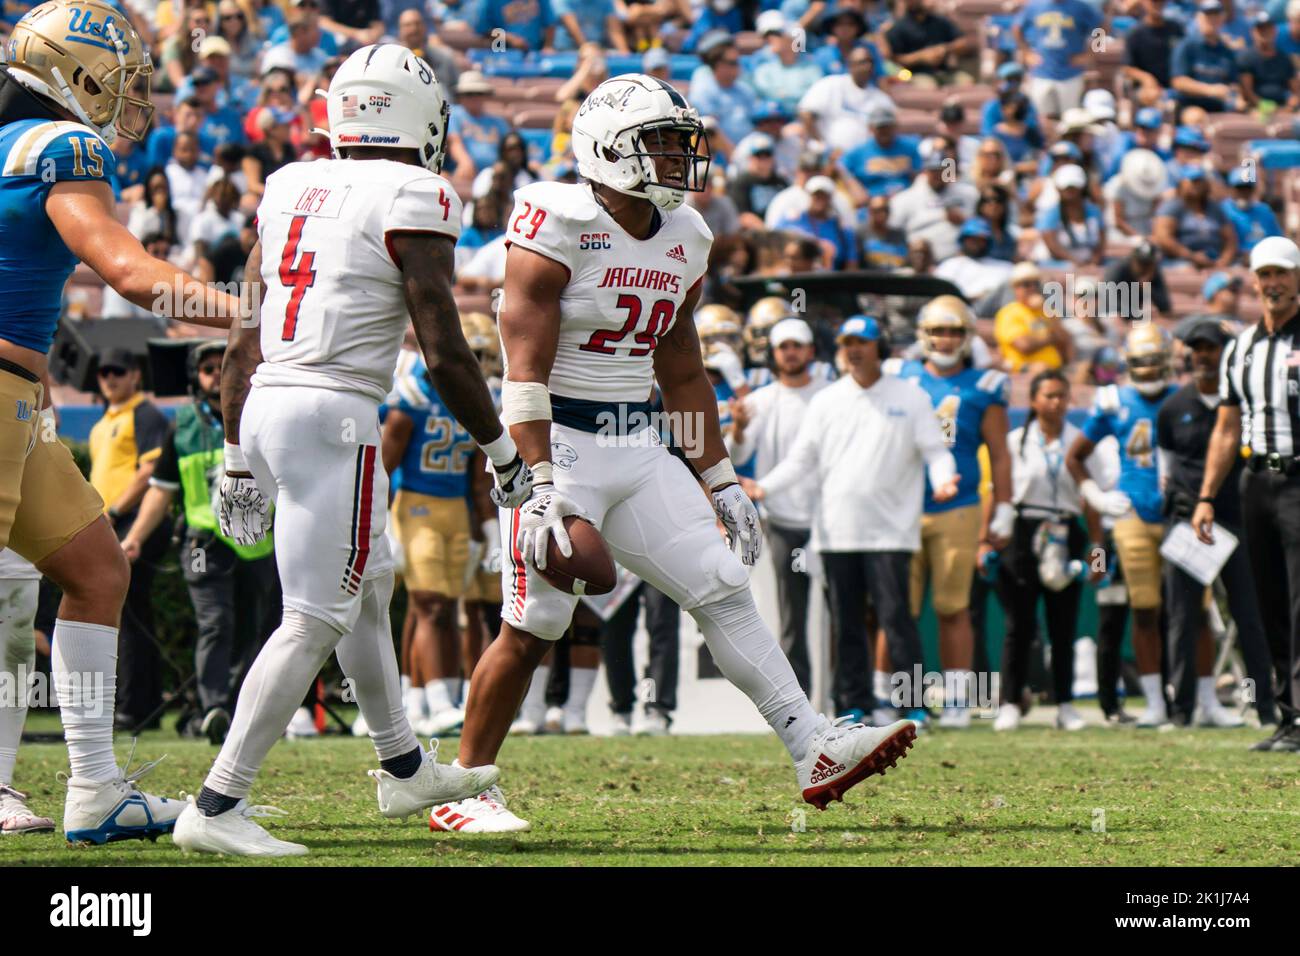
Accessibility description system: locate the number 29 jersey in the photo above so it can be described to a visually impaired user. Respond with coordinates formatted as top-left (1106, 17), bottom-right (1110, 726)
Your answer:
top-left (253, 158), bottom-right (462, 404)
top-left (503, 181), bottom-right (712, 403)
top-left (1081, 382), bottom-right (1175, 523)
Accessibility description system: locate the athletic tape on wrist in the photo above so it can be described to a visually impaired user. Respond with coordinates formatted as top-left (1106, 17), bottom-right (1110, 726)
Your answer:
top-left (224, 441), bottom-right (247, 474)
top-left (700, 459), bottom-right (737, 489)
top-left (501, 379), bottom-right (552, 426)
top-left (531, 461), bottom-right (554, 485)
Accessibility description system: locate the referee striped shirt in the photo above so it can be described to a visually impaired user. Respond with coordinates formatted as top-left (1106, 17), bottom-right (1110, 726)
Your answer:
top-left (1220, 313), bottom-right (1300, 456)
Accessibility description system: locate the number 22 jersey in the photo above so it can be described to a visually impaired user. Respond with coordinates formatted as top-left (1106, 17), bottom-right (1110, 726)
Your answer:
top-left (503, 181), bottom-right (713, 404)
top-left (253, 158), bottom-right (462, 404)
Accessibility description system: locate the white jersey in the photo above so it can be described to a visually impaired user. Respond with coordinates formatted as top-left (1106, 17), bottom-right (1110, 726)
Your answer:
top-left (503, 181), bottom-right (712, 403)
top-left (252, 158), bottom-right (463, 404)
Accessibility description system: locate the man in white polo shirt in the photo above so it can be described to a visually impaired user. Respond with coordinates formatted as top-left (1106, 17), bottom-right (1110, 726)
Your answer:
top-left (752, 316), bottom-right (959, 724)
top-left (731, 317), bottom-right (832, 694)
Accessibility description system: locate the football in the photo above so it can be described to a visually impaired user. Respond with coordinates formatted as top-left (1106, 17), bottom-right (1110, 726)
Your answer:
top-left (539, 515), bottom-right (617, 596)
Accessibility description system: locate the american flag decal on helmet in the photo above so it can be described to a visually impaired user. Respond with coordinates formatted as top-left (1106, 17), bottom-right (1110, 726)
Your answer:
top-left (341, 94), bottom-right (359, 118)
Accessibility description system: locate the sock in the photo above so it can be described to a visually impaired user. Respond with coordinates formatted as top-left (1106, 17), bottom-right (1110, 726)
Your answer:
top-left (196, 785), bottom-right (241, 817)
top-left (563, 667), bottom-right (597, 725)
top-left (203, 609), bottom-right (341, 799)
top-left (873, 670), bottom-right (891, 708)
top-left (400, 674), bottom-right (411, 697)
top-left (441, 677), bottom-right (462, 709)
top-left (379, 745), bottom-right (423, 779)
top-left (423, 679), bottom-right (453, 715)
top-left (1139, 673), bottom-right (1165, 715)
top-left (945, 670), bottom-right (974, 709)
top-left (1196, 676), bottom-right (1220, 711)
top-left (689, 590), bottom-right (819, 762)
top-left (404, 685), bottom-right (426, 718)
top-left (460, 678), bottom-right (471, 709)
top-left (52, 620), bottom-right (119, 783)
top-left (335, 575), bottom-right (419, 761)
top-left (519, 664), bottom-right (549, 723)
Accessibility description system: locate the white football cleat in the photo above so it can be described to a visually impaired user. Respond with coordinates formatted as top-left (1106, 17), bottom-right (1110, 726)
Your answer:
top-left (543, 706), bottom-right (564, 735)
top-left (62, 752), bottom-right (184, 845)
top-left (172, 796), bottom-right (307, 857)
top-left (369, 745), bottom-right (500, 820)
top-left (796, 716), bottom-right (917, 810)
top-left (508, 718), bottom-right (539, 736)
top-left (1136, 705), bottom-right (1170, 729)
top-left (993, 703), bottom-right (1021, 732)
top-left (607, 712), bottom-right (632, 737)
top-left (285, 707), bottom-right (319, 738)
top-left (416, 708), bottom-right (465, 738)
top-left (1055, 702), bottom-right (1087, 731)
top-left (633, 708), bottom-right (670, 736)
top-left (938, 707), bottom-right (972, 729)
top-left (0, 785), bottom-right (54, 835)
top-left (1195, 703), bottom-right (1246, 728)
top-left (429, 785), bottom-right (530, 833)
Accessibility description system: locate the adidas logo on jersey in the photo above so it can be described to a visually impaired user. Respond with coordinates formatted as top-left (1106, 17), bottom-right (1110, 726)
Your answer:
top-left (808, 754), bottom-right (845, 785)
top-left (666, 243), bottom-right (687, 263)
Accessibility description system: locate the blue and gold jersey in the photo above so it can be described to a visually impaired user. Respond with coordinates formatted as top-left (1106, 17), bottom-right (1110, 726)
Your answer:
top-left (1081, 383), bottom-right (1175, 523)
top-left (0, 118), bottom-right (117, 353)
top-left (387, 357), bottom-right (477, 499)
top-left (895, 359), bottom-right (1009, 513)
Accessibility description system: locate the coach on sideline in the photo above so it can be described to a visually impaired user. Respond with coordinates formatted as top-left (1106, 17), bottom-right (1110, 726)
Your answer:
top-left (749, 316), bottom-right (959, 721)
top-left (1193, 237), bottom-right (1300, 752)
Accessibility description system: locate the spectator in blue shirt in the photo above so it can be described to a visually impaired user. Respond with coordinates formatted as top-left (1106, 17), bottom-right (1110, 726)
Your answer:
top-left (1102, 106), bottom-right (1170, 180)
top-left (1166, 124), bottom-right (1213, 183)
top-left (147, 98), bottom-right (220, 171)
top-left (1152, 167), bottom-right (1238, 268)
top-left (179, 36), bottom-right (261, 115)
top-left (981, 62), bottom-right (1044, 142)
top-left (268, 0), bottom-right (340, 54)
top-left (774, 175), bottom-right (857, 269)
top-left (475, 0), bottom-right (555, 50)
top-left (1014, 0), bottom-right (1104, 117)
top-left (183, 67), bottom-right (249, 152)
top-left (1278, 0), bottom-right (1300, 56)
top-left (554, 0), bottom-right (629, 50)
top-left (1034, 163), bottom-right (1105, 265)
top-left (689, 34), bottom-right (761, 145)
top-left (1221, 167), bottom-right (1283, 259)
top-left (446, 71), bottom-right (513, 177)
top-left (751, 13), bottom-right (826, 113)
top-left (682, 0), bottom-right (745, 52)
top-left (842, 107), bottom-right (921, 198)
top-left (813, 6), bottom-right (885, 81)
top-left (858, 193), bottom-right (909, 268)
top-left (1172, 0), bottom-right (1241, 114)
top-left (1239, 11), bottom-right (1300, 109)
top-left (1182, 0), bottom-right (1252, 49)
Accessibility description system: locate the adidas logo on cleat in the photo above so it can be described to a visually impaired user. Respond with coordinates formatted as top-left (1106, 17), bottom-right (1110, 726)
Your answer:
top-left (809, 754), bottom-right (845, 785)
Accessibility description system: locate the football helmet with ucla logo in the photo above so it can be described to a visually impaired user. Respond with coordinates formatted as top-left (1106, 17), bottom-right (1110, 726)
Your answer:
top-left (917, 295), bottom-right (975, 369)
top-left (5, 0), bottom-right (154, 142)
top-left (571, 73), bottom-right (711, 212)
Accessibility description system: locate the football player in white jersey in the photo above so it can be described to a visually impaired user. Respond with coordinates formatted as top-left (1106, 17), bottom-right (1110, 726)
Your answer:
top-left (429, 75), bottom-right (918, 834)
top-left (172, 44), bottom-right (532, 857)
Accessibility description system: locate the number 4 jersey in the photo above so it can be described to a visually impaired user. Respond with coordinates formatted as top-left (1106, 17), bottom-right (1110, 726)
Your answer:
top-left (253, 158), bottom-right (462, 403)
top-left (1081, 382), bottom-right (1176, 523)
top-left (503, 181), bottom-right (712, 403)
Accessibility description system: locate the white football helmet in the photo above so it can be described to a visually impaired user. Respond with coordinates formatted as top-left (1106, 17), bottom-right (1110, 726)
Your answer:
top-left (571, 73), bottom-right (710, 212)
top-left (324, 43), bottom-right (449, 173)
top-left (1123, 323), bottom-right (1172, 397)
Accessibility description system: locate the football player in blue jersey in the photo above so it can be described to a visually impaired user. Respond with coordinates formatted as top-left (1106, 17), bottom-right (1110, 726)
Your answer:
top-left (383, 348), bottom-right (483, 738)
top-left (0, 0), bottom-right (239, 844)
top-left (1068, 324), bottom-right (1178, 728)
top-left (888, 296), bottom-right (1014, 729)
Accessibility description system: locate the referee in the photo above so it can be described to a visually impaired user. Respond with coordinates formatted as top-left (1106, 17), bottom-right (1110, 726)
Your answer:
top-left (1193, 236), bottom-right (1300, 753)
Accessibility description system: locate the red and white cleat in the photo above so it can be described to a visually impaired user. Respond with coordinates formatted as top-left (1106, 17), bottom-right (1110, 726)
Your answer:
top-left (796, 717), bottom-right (917, 810)
top-left (429, 785), bottom-right (530, 833)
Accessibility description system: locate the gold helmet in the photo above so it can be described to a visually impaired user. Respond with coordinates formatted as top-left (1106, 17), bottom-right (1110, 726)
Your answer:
top-left (743, 296), bottom-right (794, 364)
top-left (461, 310), bottom-right (501, 376)
top-left (1123, 323), bottom-right (1172, 396)
top-left (917, 295), bottom-right (975, 368)
top-left (6, 0), bottom-right (154, 143)
top-left (696, 304), bottom-right (742, 354)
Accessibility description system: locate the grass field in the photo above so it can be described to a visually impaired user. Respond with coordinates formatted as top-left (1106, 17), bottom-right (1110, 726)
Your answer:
top-left (3, 708), bottom-right (1298, 866)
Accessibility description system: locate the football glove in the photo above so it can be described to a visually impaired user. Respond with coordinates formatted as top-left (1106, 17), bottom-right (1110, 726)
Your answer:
top-left (481, 518), bottom-right (502, 574)
top-left (1080, 479), bottom-right (1132, 519)
top-left (490, 453), bottom-right (534, 510)
top-left (515, 484), bottom-right (581, 571)
top-left (465, 539), bottom-right (485, 591)
top-left (218, 473), bottom-right (272, 546)
top-left (711, 482), bottom-right (761, 566)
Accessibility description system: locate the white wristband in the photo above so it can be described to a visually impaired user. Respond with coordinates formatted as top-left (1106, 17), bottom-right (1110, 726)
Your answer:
top-left (224, 441), bottom-right (248, 474)
top-left (700, 459), bottom-right (737, 489)
top-left (480, 429), bottom-right (518, 469)
top-left (531, 461), bottom-right (554, 485)
top-left (1079, 478), bottom-right (1106, 513)
top-left (501, 379), bottom-right (552, 426)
